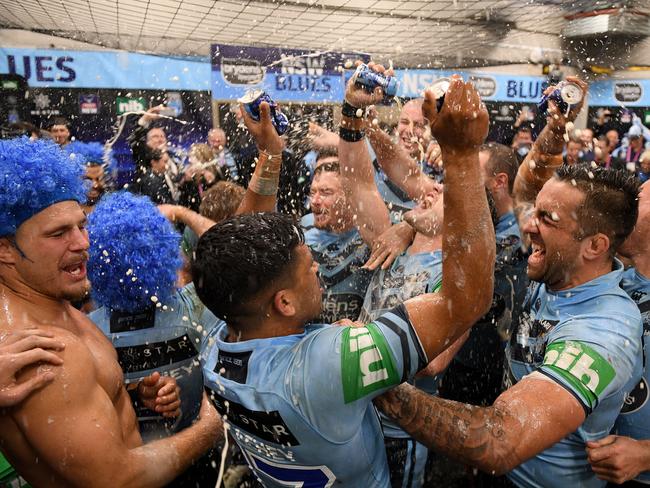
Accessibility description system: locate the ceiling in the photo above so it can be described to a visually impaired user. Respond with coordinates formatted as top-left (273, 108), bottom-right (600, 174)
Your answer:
top-left (1, 0), bottom-right (648, 68)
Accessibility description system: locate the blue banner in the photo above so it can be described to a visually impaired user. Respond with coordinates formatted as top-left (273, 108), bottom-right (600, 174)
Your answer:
top-left (589, 78), bottom-right (649, 107)
top-left (0, 48), bottom-right (210, 90)
top-left (211, 44), bottom-right (369, 103)
top-left (395, 70), bottom-right (550, 103)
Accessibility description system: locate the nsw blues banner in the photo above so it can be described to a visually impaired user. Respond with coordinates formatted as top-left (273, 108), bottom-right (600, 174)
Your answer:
top-left (211, 44), bottom-right (369, 103)
top-left (0, 48), bottom-right (210, 90)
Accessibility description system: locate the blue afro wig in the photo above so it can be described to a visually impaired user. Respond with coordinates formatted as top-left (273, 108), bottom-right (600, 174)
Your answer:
top-left (0, 137), bottom-right (87, 236)
top-left (64, 140), bottom-right (117, 169)
top-left (87, 192), bottom-right (182, 312)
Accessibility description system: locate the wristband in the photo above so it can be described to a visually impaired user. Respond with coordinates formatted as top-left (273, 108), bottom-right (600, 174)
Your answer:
top-left (339, 127), bottom-right (365, 142)
top-left (249, 174), bottom-right (280, 196)
top-left (342, 101), bottom-right (366, 119)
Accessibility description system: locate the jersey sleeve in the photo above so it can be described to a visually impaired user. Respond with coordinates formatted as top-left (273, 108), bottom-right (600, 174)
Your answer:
top-left (287, 304), bottom-right (428, 442)
top-left (538, 316), bottom-right (641, 416)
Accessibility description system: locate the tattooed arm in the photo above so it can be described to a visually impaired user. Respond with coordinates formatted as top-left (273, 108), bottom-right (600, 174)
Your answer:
top-left (376, 376), bottom-right (585, 475)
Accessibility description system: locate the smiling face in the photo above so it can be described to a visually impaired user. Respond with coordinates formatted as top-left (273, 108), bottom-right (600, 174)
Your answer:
top-left (619, 181), bottom-right (650, 259)
top-left (404, 183), bottom-right (444, 236)
top-left (523, 178), bottom-right (589, 289)
top-left (309, 170), bottom-right (350, 231)
top-left (397, 100), bottom-right (430, 160)
top-left (8, 201), bottom-right (90, 301)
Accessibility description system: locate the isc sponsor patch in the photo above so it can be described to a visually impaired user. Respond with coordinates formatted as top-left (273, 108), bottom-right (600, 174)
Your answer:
top-left (543, 340), bottom-right (616, 410)
top-left (341, 323), bottom-right (399, 403)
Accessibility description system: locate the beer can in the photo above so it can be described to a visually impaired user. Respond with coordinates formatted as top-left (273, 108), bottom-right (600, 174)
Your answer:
top-left (238, 89), bottom-right (289, 135)
top-left (538, 81), bottom-right (583, 114)
top-left (428, 77), bottom-right (451, 112)
top-left (354, 63), bottom-right (399, 100)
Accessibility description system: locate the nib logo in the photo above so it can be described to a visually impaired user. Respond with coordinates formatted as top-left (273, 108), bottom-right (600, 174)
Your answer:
top-left (116, 96), bottom-right (146, 115)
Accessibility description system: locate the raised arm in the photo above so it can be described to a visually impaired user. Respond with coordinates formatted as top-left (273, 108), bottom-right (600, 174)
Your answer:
top-left (338, 65), bottom-right (392, 246)
top-left (10, 336), bottom-right (221, 488)
top-left (157, 204), bottom-right (216, 238)
top-left (402, 76), bottom-right (495, 360)
top-left (366, 111), bottom-right (438, 202)
top-left (377, 375), bottom-right (585, 475)
top-left (513, 76), bottom-right (589, 229)
top-left (236, 102), bottom-right (286, 214)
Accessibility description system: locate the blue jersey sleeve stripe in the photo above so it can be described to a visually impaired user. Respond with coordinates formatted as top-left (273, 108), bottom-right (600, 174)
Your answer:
top-left (537, 368), bottom-right (592, 417)
top-left (374, 314), bottom-right (412, 384)
top-left (375, 305), bottom-right (428, 381)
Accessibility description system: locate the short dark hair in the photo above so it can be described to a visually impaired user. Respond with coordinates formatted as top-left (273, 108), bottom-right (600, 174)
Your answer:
top-left (48, 117), bottom-right (70, 130)
top-left (315, 147), bottom-right (338, 162)
top-left (313, 161), bottom-right (340, 177)
top-left (480, 142), bottom-right (519, 194)
top-left (554, 165), bottom-right (639, 255)
top-left (192, 212), bottom-right (305, 323)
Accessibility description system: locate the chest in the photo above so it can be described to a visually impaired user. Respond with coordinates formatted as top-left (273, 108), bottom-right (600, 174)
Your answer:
top-left (81, 326), bottom-right (125, 401)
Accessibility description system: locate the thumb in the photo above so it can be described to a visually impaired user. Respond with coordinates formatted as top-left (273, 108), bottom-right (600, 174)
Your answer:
top-left (587, 435), bottom-right (617, 449)
top-left (141, 371), bottom-right (160, 387)
top-left (259, 102), bottom-right (272, 125)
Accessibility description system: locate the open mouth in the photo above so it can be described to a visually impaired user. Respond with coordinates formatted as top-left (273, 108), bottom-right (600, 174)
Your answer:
top-left (62, 261), bottom-right (87, 280)
top-left (528, 242), bottom-right (546, 266)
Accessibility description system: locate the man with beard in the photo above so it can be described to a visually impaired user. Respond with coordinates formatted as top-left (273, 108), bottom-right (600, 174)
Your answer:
top-left (0, 138), bottom-right (221, 487)
top-left (376, 77), bottom-right (643, 488)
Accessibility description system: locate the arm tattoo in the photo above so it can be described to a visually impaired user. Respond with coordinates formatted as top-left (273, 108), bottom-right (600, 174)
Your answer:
top-left (376, 384), bottom-right (520, 474)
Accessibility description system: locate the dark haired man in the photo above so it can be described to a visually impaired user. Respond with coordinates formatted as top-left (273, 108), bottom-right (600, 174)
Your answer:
top-left (48, 117), bottom-right (71, 147)
top-left (196, 77), bottom-right (495, 487)
top-left (377, 77), bottom-right (643, 488)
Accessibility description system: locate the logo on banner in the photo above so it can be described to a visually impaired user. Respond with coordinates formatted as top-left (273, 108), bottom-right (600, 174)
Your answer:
top-left (468, 76), bottom-right (497, 98)
top-left (164, 92), bottom-right (183, 116)
top-left (615, 82), bottom-right (642, 103)
top-left (116, 96), bottom-right (146, 115)
top-left (30, 92), bottom-right (60, 116)
top-left (79, 94), bottom-right (100, 114)
top-left (221, 58), bottom-right (265, 85)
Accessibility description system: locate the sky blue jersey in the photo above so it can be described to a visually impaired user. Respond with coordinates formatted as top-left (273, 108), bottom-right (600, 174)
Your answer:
top-left (505, 261), bottom-right (643, 488)
top-left (615, 267), bottom-right (650, 483)
top-left (302, 213), bottom-right (372, 323)
top-left (201, 305), bottom-right (428, 488)
top-left (90, 283), bottom-right (220, 442)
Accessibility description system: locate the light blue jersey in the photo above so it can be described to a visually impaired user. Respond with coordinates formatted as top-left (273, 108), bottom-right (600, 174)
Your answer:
top-left (201, 305), bottom-right (428, 488)
top-left (505, 261), bottom-right (643, 488)
top-left (302, 213), bottom-right (372, 323)
top-left (359, 250), bottom-right (443, 324)
top-left (90, 283), bottom-right (220, 442)
top-left (357, 250), bottom-right (442, 488)
top-left (615, 267), bottom-right (650, 483)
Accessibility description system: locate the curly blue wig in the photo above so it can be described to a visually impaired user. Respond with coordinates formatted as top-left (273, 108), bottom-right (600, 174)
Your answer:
top-left (64, 140), bottom-right (117, 168)
top-left (87, 192), bottom-right (182, 312)
top-left (0, 137), bottom-right (86, 236)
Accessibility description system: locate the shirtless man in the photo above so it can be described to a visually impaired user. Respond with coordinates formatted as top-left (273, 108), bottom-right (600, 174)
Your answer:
top-left (0, 138), bottom-right (221, 487)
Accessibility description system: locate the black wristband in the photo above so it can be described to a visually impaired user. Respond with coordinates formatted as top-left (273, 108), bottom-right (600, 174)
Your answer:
top-left (342, 101), bottom-right (365, 119)
top-left (339, 127), bottom-right (366, 142)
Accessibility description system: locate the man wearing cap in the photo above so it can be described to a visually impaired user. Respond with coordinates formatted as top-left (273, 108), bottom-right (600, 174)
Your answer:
top-left (0, 138), bottom-right (221, 487)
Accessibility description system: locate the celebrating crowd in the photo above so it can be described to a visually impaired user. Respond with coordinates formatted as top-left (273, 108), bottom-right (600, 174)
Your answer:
top-left (0, 64), bottom-right (649, 488)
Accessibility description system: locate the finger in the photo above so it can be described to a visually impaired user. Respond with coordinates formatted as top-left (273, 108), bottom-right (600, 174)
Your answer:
top-left (422, 89), bottom-right (438, 124)
top-left (364, 249), bottom-right (390, 270)
top-left (156, 398), bottom-right (181, 412)
top-left (1, 329), bottom-right (56, 345)
top-left (381, 251), bottom-right (400, 270)
top-left (0, 372), bottom-right (56, 405)
top-left (162, 408), bottom-right (181, 418)
top-left (258, 102), bottom-right (273, 126)
top-left (9, 335), bottom-right (66, 354)
top-left (11, 348), bottom-right (63, 371)
top-left (157, 381), bottom-right (176, 397)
